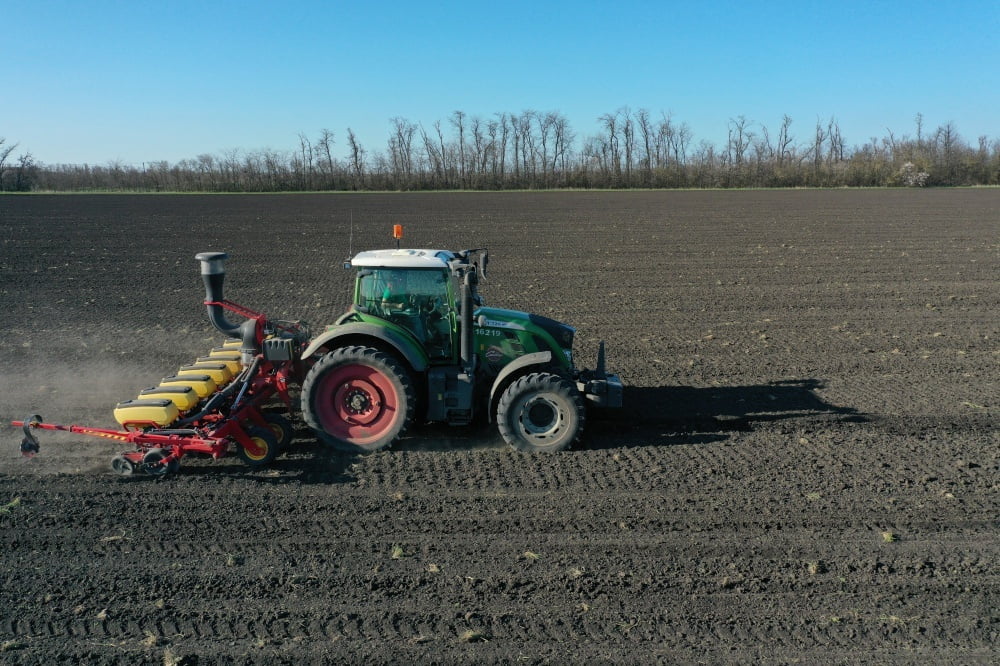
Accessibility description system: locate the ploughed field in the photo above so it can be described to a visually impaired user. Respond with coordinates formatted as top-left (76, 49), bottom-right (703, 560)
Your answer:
top-left (0, 190), bottom-right (997, 664)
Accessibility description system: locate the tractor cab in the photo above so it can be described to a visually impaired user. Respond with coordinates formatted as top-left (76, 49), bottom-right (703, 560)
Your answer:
top-left (350, 249), bottom-right (461, 360)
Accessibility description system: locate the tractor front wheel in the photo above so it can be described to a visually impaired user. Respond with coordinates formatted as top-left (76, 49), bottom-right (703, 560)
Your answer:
top-left (497, 372), bottom-right (584, 452)
top-left (301, 346), bottom-right (415, 454)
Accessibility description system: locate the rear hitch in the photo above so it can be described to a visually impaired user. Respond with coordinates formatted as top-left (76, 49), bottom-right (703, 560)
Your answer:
top-left (19, 414), bottom-right (42, 457)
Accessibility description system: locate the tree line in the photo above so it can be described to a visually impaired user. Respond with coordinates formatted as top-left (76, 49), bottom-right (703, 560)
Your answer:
top-left (3, 110), bottom-right (998, 192)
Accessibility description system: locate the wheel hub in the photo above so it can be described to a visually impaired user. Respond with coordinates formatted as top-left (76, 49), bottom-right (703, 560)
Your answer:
top-left (527, 402), bottom-right (556, 430)
top-left (333, 379), bottom-right (383, 425)
top-left (345, 388), bottom-right (373, 414)
top-left (243, 436), bottom-right (268, 459)
top-left (520, 396), bottom-right (563, 438)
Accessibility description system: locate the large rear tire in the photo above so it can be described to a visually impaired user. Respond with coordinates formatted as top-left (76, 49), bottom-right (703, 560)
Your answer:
top-left (497, 372), bottom-right (584, 452)
top-left (301, 346), bottom-right (415, 453)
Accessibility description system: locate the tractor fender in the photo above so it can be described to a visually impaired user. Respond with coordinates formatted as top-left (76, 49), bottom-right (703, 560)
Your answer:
top-left (301, 322), bottom-right (429, 372)
top-left (487, 351), bottom-right (552, 422)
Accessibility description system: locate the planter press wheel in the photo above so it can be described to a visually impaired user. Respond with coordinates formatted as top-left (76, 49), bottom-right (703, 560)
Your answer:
top-left (262, 412), bottom-right (294, 451)
top-left (110, 455), bottom-right (136, 475)
top-left (301, 345), bottom-right (414, 453)
top-left (141, 448), bottom-right (180, 476)
top-left (237, 426), bottom-right (279, 468)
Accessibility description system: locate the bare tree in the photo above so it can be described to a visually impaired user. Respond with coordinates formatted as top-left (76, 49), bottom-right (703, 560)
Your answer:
top-left (636, 109), bottom-right (654, 184)
top-left (935, 121), bottom-right (961, 183)
top-left (417, 123), bottom-right (441, 186)
top-left (656, 113), bottom-right (676, 167)
top-left (451, 110), bottom-right (467, 188)
top-left (297, 132), bottom-right (314, 189)
top-left (598, 110), bottom-right (622, 183)
top-left (536, 111), bottom-right (554, 186)
top-left (495, 113), bottom-right (510, 183)
top-left (388, 117), bottom-right (417, 188)
top-left (550, 112), bottom-right (573, 182)
top-left (469, 116), bottom-right (490, 184)
top-left (725, 116), bottom-right (754, 186)
top-left (826, 117), bottom-right (844, 164)
top-left (726, 116), bottom-right (753, 168)
top-left (516, 111), bottom-right (536, 185)
top-left (316, 129), bottom-right (336, 189)
top-left (0, 138), bottom-right (18, 190)
top-left (434, 121), bottom-right (450, 185)
top-left (777, 115), bottom-right (794, 166)
top-left (812, 119), bottom-right (827, 171)
top-left (346, 128), bottom-right (366, 189)
top-left (12, 152), bottom-right (36, 191)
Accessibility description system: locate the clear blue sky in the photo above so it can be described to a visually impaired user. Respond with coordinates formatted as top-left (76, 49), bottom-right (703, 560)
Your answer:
top-left (3, 0), bottom-right (998, 165)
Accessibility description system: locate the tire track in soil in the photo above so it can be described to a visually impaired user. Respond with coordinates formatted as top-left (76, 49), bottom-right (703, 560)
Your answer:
top-left (6, 591), bottom-right (996, 657)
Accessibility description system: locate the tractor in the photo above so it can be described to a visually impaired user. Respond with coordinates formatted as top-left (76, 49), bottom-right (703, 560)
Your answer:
top-left (287, 240), bottom-right (623, 453)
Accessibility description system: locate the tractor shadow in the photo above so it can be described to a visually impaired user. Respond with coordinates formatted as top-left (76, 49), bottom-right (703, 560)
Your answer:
top-left (164, 378), bottom-right (864, 475)
top-left (586, 378), bottom-right (866, 450)
top-left (393, 378), bottom-right (864, 452)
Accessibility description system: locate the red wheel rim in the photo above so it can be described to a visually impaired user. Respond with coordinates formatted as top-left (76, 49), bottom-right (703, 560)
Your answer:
top-left (314, 363), bottom-right (400, 446)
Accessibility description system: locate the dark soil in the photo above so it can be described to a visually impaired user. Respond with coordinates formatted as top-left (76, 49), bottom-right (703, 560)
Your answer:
top-left (1, 191), bottom-right (997, 664)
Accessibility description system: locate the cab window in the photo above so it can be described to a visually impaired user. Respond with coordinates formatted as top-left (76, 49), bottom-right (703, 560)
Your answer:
top-left (356, 268), bottom-right (454, 359)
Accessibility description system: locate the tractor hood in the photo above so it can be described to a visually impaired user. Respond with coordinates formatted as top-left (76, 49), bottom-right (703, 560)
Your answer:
top-left (475, 306), bottom-right (576, 351)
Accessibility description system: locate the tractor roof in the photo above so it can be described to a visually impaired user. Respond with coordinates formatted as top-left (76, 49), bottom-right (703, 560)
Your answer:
top-left (350, 249), bottom-right (455, 269)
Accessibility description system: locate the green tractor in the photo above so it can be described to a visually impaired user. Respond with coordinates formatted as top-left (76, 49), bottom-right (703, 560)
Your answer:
top-left (298, 241), bottom-right (622, 453)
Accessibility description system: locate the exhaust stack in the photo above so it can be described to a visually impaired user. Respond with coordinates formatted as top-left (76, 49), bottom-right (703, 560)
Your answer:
top-left (195, 252), bottom-right (258, 361)
top-left (460, 267), bottom-right (477, 374)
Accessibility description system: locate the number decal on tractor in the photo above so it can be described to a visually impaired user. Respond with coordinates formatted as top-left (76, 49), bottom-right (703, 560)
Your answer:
top-left (475, 328), bottom-right (504, 337)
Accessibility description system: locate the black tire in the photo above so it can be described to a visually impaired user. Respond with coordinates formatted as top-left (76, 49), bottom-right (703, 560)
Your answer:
top-left (497, 372), bottom-right (584, 452)
top-left (141, 448), bottom-right (180, 476)
top-left (301, 345), bottom-right (415, 454)
top-left (110, 455), bottom-right (135, 475)
top-left (262, 412), bottom-right (294, 452)
top-left (236, 426), bottom-right (280, 468)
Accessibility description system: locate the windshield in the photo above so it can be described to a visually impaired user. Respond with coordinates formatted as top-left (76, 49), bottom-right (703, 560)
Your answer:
top-left (356, 268), bottom-right (454, 359)
top-left (357, 268), bottom-right (450, 314)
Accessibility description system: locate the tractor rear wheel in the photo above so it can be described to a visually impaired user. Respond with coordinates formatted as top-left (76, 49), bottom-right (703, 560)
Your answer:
top-left (301, 345), bottom-right (415, 453)
top-left (497, 372), bottom-right (584, 452)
